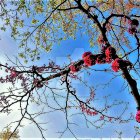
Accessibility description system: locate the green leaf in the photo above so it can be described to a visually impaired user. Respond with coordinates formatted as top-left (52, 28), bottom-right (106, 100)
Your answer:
top-left (19, 53), bottom-right (25, 58)
top-left (1, 27), bottom-right (6, 31)
top-left (31, 19), bottom-right (39, 24)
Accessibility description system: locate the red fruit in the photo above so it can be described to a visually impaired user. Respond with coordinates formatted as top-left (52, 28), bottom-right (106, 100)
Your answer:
top-left (105, 47), bottom-right (116, 58)
top-left (105, 57), bottom-right (112, 63)
top-left (112, 58), bottom-right (132, 72)
top-left (83, 54), bottom-right (96, 66)
top-left (82, 52), bottom-right (92, 59)
top-left (111, 58), bottom-right (121, 72)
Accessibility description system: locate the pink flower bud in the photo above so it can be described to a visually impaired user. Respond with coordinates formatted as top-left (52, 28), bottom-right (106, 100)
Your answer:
top-left (10, 71), bottom-right (18, 78)
top-left (69, 64), bottom-right (79, 73)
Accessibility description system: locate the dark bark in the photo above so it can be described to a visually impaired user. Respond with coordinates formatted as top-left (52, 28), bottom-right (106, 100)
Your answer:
top-left (74, 0), bottom-right (140, 110)
top-left (121, 68), bottom-right (140, 109)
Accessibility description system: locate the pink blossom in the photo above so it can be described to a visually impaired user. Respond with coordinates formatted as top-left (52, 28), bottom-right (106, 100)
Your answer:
top-left (128, 19), bottom-right (132, 25)
top-left (100, 115), bottom-right (104, 120)
top-left (10, 71), bottom-right (18, 78)
top-left (69, 64), bottom-right (79, 73)
top-left (33, 78), bottom-right (43, 88)
top-left (92, 111), bottom-right (98, 116)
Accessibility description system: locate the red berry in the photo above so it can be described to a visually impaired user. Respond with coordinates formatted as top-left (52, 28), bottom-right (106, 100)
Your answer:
top-left (105, 47), bottom-right (116, 57)
top-left (83, 54), bottom-right (96, 66)
top-left (82, 52), bottom-right (92, 59)
top-left (111, 58), bottom-right (121, 72)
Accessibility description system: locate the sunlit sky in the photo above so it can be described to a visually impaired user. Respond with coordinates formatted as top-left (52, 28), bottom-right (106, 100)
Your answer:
top-left (0, 1), bottom-right (140, 139)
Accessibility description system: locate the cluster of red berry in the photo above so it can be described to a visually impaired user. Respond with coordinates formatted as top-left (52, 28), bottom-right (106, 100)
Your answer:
top-left (69, 48), bottom-right (132, 73)
top-left (111, 58), bottom-right (132, 72)
top-left (82, 52), bottom-right (97, 66)
top-left (69, 18), bottom-right (139, 123)
top-left (128, 19), bottom-right (139, 34)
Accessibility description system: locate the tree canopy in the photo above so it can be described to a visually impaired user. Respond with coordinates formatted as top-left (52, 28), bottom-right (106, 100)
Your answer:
top-left (0, 0), bottom-right (140, 139)
top-left (0, 127), bottom-right (19, 140)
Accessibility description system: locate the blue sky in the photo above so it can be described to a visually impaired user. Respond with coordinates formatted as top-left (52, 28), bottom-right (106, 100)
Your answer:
top-left (0, 1), bottom-right (140, 139)
top-left (0, 27), bottom-right (139, 138)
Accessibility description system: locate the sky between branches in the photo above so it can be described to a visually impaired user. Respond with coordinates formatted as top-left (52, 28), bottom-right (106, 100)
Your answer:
top-left (0, 0), bottom-right (140, 138)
